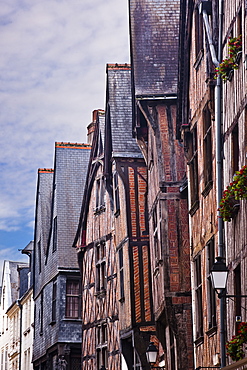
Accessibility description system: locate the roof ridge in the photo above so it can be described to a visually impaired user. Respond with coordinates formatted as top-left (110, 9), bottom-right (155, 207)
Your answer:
top-left (38, 168), bottom-right (54, 173)
top-left (55, 142), bottom-right (91, 149)
top-left (107, 63), bottom-right (131, 70)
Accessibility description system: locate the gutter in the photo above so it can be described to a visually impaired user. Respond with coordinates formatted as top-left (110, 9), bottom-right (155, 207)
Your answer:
top-left (200, 0), bottom-right (225, 367)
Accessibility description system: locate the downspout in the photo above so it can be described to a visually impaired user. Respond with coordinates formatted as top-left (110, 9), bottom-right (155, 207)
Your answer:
top-left (217, 1), bottom-right (226, 367)
top-left (201, 0), bottom-right (225, 367)
top-left (17, 300), bottom-right (22, 370)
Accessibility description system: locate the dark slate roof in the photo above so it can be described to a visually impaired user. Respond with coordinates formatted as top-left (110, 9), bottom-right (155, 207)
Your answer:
top-left (54, 143), bottom-right (91, 260)
top-left (106, 64), bottom-right (142, 158)
top-left (129, 0), bottom-right (180, 96)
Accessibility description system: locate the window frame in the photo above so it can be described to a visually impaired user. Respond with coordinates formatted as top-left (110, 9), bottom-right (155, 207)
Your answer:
top-left (194, 254), bottom-right (203, 341)
top-left (202, 104), bottom-right (213, 193)
top-left (96, 323), bottom-right (108, 369)
top-left (95, 176), bottom-right (105, 213)
top-left (52, 217), bottom-right (57, 252)
top-left (51, 279), bottom-right (57, 323)
top-left (188, 125), bottom-right (199, 215)
top-left (195, 5), bottom-right (204, 58)
top-left (152, 203), bottom-right (162, 267)
top-left (232, 123), bottom-right (239, 176)
top-left (206, 238), bottom-right (216, 331)
top-left (39, 291), bottom-right (43, 336)
top-left (234, 264), bottom-right (241, 334)
top-left (1, 350), bottom-right (3, 370)
top-left (119, 247), bottom-right (124, 302)
top-left (38, 240), bottom-right (41, 274)
top-left (65, 279), bottom-right (81, 319)
top-left (95, 242), bottom-right (107, 295)
top-left (113, 171), bottom-right (120, 216)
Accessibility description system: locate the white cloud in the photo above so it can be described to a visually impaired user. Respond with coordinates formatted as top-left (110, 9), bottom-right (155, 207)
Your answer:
top-left (0, 0), bottom-right (130, 250)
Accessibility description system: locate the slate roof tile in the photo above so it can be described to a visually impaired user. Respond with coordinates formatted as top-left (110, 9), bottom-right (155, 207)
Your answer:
top-left (106, 64), bottom-right (142, 157)
top-left (129, 0), bottom-right (180, 96)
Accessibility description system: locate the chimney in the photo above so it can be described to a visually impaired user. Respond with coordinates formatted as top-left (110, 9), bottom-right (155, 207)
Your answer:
top-left (87, 110), bottom-right (97, 145)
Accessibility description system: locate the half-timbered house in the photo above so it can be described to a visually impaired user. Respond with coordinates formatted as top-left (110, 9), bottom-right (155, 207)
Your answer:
top-left (75, 64), bottom-right (156, 369)
top-left (177, 0), bottom-right (247, 368)
top-left (129, 0), bottom-right (194, 368)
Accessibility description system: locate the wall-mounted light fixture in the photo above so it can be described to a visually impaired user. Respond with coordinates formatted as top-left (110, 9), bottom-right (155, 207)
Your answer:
top-left (210, 257), bottom-right (247, 299)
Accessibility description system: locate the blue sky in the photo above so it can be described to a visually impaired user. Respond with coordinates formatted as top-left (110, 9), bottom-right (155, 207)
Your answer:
top-left (0, 0), bottom-right (130, 274)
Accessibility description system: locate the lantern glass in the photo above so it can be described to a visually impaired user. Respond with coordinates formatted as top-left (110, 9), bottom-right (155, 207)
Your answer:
top-left (210, 257), bottom-right (228, 291)
top-left (146, 342), bottom-right (158, 364)
top-left (211, 270), bottom-right (228, 290)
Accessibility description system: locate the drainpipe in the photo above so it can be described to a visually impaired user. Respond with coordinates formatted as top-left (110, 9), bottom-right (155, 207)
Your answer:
top-left (217, 0), bottom-right (226, 367)
top-left (200, 0), bottom-right (225, 367)
top-left (17, 299), bottom-right (22, 370)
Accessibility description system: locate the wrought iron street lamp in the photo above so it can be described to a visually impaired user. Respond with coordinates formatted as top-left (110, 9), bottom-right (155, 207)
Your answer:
top-left (210, 257), bottom-right (247, 299)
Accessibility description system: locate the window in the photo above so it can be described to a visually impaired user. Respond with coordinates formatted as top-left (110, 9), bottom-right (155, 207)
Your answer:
top-left (38, 240), bottom-right (41, 274)
top-left (39, 291), bottom-right (43, 335)
top-left (96, 242), bottom-right (106, 294)
top-left (51, 280), bottom-right (57, 323)
top-left (66, 280), bottom-right (80, 319)
top-left (2, 287), bottom-right (5, 311)
top-left (34, 304), bottom-right (36, 339)
top-left (113, 172), bottom-right (120, 216)
top-left (95, 177), bottom-right (105, 212)
top-left (52, 217), bottom-right (57, 252)
top-left (152, 203), bottom-right (161, 266)
top-left (206, 238), bottom-right (216, 330)
top-left (27, 298), bottom-right (31, 328)
top-left (203, 105), bottom-right (213, 193)
top-left (27, 348), bottom-right (30, 370)
top-left (237, 7), bottom-right (242, 37)
top-left (188, 125), bottom-right (199, 214)
top-left (195, 254), bottom-right (203, 339)
top-left (195, 5), bottom-right (203, 57)
top-left (232, 123), bottom-right (239, 175)
top-left (1, 350), bottom-right (3, 370)
top-left (5, 347), bottom-right (8, 370)
top-left (24, 350), bottom-right (27, 370)
top-left (234, 264), bottom-right (241, 334)
top-left (13, 315), bottom-right (16, 340)
top-left (96, 323), bottom-right (108, 369)
top-left (119, 247), bottom-right (124, 301)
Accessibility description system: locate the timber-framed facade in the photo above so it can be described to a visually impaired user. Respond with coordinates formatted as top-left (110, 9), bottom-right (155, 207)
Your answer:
top-left (129, 0), bottom-right (194, 368)
top-left (75, 64), bottom-right (156, 369)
